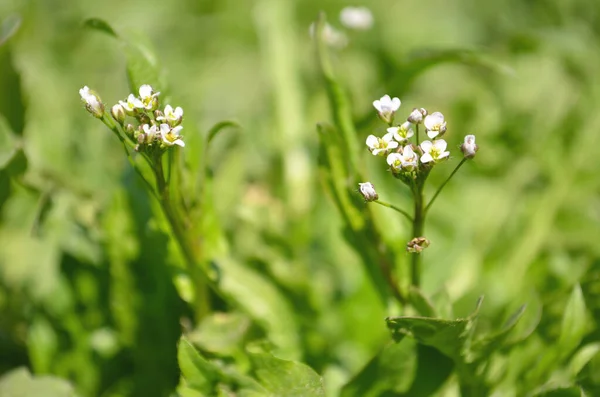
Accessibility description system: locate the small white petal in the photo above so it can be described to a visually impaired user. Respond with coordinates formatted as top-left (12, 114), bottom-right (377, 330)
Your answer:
top-left (387, 153), bottom-right (401, 165)
top-left (434, 139), bottom-right (448, 152)
top-left (171, 126), bottom-right (183, 135)
top-left (139, 84), bottom-right (153, 98)
top-left (438, 151), bottom-right (450, 160)
top-left (372, 148), bottom-right (383, 156)
top-left (391, 97), bottom-right (401, 111)
top-left (174, 107), bottom-right (183, 117)
top-left (366, 135), bottom-right (379, 148)
top-left (164, 105), bottom-right (173, 114)
top-left (382, 132), bottom-right (395, 142)
top-left (427, 130), bottom-right (439, 139)
top-left (420, 140), bottom-right (433, 153)
top-left (388, 141), bottom-right (399, 149)
top-left (373, 100), bottom-right (382, 113)
top-left (174, 140), bottom-right (185, 147)
top-left (421, 153), bottom-right (433, 163)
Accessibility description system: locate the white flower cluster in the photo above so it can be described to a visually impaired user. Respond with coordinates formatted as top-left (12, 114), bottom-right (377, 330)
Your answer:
top-left (113, 85), bottom-right (184, 148)
top-left (366, 94), bottom-right (476, 179)
top-left (80, 84), bottom-right (185, 149)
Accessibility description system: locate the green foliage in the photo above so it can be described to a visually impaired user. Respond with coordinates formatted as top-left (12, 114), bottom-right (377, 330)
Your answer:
top-left (1, 0), bottom-right (600, 396)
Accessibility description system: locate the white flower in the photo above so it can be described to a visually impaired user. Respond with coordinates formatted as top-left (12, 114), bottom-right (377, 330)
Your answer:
top-left (160, 124), bottom-right (185, 147)
top-left (142, 123), bottom-right (159, 143)
top-left (156, 105), bottom-right (183, 126)
top-left (420, 139), bottom-right (450, 163)
top-left (79, 86), bottom-right (104, 118)
top-left (461, 134), bottom-right (478, 159)
top-left (366, 132), bottom-right (398, 156)
top-left (340, 6), bottom-right (373, 30)
top-left (358, 182), bottom-right (378, 202)
top-left (387, 122), bottom-right (414, 143)
top-left (138, 84), bottom-right (160, 110)
top-left (423, 112), bottom-right (447, 139)
top-left (119, 94), bottom-right (143, 114)
top-left (387, 145), bottom-right (418, 171)
top-left (373, 95), bottom-right (401, 123)
top-left (309, 22), bottom-right (348, 48)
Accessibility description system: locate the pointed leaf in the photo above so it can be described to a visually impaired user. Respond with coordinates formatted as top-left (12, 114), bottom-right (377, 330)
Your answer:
top-left (83, 18), bottom-right (118, 38)
top-left (471, 304), bottom-right (527, 360)
top-left (249, 352), bottom-right (325, 396)
top-left (558, 285), bottom-right (588, 359)
top-left (206, 120), bottom-right (240, 145)
top-left (178, 338), bottom-right (220, 393)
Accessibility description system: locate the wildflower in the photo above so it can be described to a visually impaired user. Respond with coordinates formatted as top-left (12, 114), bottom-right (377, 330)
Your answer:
top-left (160, 124), bottom-right (185, 147)
top-left (340, 6), bottom-right (373, 30)
top-left (309, 22), bottom-right (348, 48)
top-left (387, 121), bottom-right (414, 143)
top-left (373, 95), bottom-right (401, 124)
top-left (142, 124), bottom-right (159, 143)
top-left (111, 104), bottom-right (126, 125)
top-left (461, 134), bottom-right (478, 159)
top-left (157, 105), bottom-right (183, 126)
top-left (423, 111), bottom-right (447, 139)
top-left (119, 94), bottom-right (143, 115)
top-left (407, 108), bottom-right (428, 124)
top-left (407, 237), bottom-right (430, 253)
top-left (420, 139), bottom-right (450, 163)
top-left (138, 84), bottom-right (160, 111)
top-left (387, 145), bottom-right (418, 172)
top-left (79, 86), bottom-right (104, 118)
top-left (358, 182), bottom-right (378, 202)
top-left (366, 132), bottom-right (398, 156)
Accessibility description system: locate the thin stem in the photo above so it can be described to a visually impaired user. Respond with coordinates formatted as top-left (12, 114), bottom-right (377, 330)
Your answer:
top-left (425, 158), bottom-right (467, 214)
top-left (415, 124), bottom-right (420, 145)
top-left (374, 200), bottom-right (413, 222)
top-left (153, 155), bottom-right (210, 319)
top-left (411, 182), bottom-right (425, 288)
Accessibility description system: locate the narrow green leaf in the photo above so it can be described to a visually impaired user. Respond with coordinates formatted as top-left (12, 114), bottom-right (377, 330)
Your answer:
top-left (471, 304), bottom-right (527, 360)
top-left (558, 285), bottom-right (588, 359)
top-left (206, 120), bottom-right (240, 145)
top-left (83, 18), bottom-right (118, 38)
top-left (249, 352), bottom-right (325, 396)
top-left (530, 386), bottom-right (584, 397)
top-left (568, 343), bottom-right (600, 379)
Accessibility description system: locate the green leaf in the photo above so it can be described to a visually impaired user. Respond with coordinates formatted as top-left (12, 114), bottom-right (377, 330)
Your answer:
top-left (406, 344), bottom-right (454, 397)
top-left (0, 114), bottom-right (17, 168)
top-left (386, 296), bottom-right (483, 360)
top-left (558, 284), bottom-right (588, 359)
top-left (178, 338), bottom-right (220, 394)
top-left (188, 312), bottom-right (251, 355)
top-left (249, 352), bottom-right (325, 396)
top-left (340, 339), bottom-right (416, 397)
top-left (206, 120), bottom-right (240, 145)
top-left (568, 343), bottom-right (600, 379)
top-left (530, 386), bottom-right (584, 397)
top-left (83, 18), bottom-right (118, 38)
top-left (471, 304), bottom-right (527, 360)
top-left (217, 258), bottom-right (301, 359)
top-left (0, 367), bottom-right (77, 397)
top-left (83, 18), bottom-right (162, 94)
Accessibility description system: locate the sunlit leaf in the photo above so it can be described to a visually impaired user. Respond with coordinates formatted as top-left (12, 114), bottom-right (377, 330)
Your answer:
top-left (0, 367), bottom-right (77, 397)
top-left (249, 352), bottom-right (325, 396)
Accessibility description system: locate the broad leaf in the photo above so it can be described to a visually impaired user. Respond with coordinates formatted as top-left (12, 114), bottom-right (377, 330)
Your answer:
top-left (249, 352), bottom-right (325, 396)
top-left (386, 296), bottom-right (483, 360)
top-left (0, 367), bottom-right (77, 397)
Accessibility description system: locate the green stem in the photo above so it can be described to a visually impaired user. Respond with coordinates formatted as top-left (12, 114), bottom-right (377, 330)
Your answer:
top-left (374, 200), bottom-right (413, 222)
top-left (411, 183), bottom-right (425, 287)
top-left (153, 155), bottom-right (210, 319)
top-left (415, 124), bottom-right (420, 145)
top-left (425, 158), bottom-right (467, 214)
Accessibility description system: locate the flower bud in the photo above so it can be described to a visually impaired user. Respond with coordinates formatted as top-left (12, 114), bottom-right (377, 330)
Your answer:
top-left (407, 108), bottom-right (427, 124)
top-left (111, 104), bottom-right (126, 125)
top-left (407, 237), bottom-right (430, 253)
top-left (137, 133), bottom-right (146, 144)
top-left (461, 134), bottom-right (478, 159)
top-left (358, 182), bottom-right (378, 202)
top-left (125, 124), bottom-right (135, 136)
top-left (79, 86), bottom-right (104, 118)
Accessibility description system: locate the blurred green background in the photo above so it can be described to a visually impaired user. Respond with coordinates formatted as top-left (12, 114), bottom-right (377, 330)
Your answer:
top-left (1, 0), bottom-right (600, 396)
